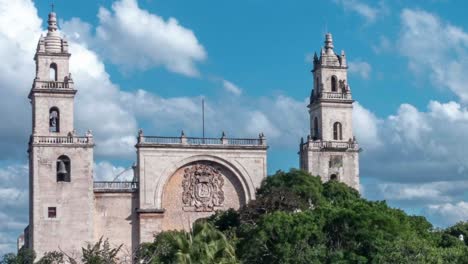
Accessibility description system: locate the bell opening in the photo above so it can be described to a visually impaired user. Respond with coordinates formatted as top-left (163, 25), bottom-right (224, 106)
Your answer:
top-left (57, 156), bottom-right (71, 182)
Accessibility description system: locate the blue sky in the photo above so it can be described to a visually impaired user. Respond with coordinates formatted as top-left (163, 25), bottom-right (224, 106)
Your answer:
top-left (1, 0), bottom-right (468, 254)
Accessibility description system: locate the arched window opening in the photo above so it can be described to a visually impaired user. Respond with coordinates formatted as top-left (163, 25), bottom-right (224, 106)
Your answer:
top-left (57, 155), bottom-right (71, 182)
top-left (49, 107), bottom-right (60, 133)
top-left (331, 76), bottom-right (338, 92)
top-left (49, 63), bottom-right (58, 81)
top-left (333, 122), bottom-right (342, 140)
top-left (330, 174), bottom-right (338, 181)
top-left (313, 117), bottom-right (319, 139)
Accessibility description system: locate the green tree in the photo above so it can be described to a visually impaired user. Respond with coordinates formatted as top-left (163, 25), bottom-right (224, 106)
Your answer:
top-left (81, 237), bottom-right (122, 264)
top-left (238, 211), bottom-right (325, 264)
top-left (139, 221), bottom-right (238, 264)
top-left (36, 251), bottom-right (65, 264)
top-left (0, 248), bottom-right (35, 264)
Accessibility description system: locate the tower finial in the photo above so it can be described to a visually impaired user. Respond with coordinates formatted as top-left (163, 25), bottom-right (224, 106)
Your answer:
top-left (51, 2), bottom-right (55, 12)
top-left (47, 10), bottom-right (58, 33)
top-left (324, 33), bottom-right (334, 51)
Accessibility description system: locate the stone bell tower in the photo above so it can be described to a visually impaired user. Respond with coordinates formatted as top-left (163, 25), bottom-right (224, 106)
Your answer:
top-left (299, 33), bottom-right (360, 190)
top-left (27, 11), bottom-right (95, 258)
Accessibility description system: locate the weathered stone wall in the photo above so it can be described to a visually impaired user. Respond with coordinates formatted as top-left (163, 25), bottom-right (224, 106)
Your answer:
top-left (32, 94), bottom-right (75, 136)
top-left (93, 192), bottom-right (138, 261)
top-left (136, 146), bottom-right (267, 243)
top-left (310, 102), bottom-right (354, 142)
top-left (305, 149), bottom-right (359, 189)
top-left (30, 145), bottom-right (94, 259)
top-left (36, 55), bottom-right (70, 82)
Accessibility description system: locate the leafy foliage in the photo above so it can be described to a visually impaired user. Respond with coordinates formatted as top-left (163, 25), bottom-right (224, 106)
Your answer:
top-left (209, 169), bottom-right (468, 263)
top-left (36, 251), bottom-right (65, 264)
top-left (138, 221), bottom-right (238, 264)
top-left (81, 237), bottom-right (122, 264)
top-left (0, 248), bottom-right (35, 264)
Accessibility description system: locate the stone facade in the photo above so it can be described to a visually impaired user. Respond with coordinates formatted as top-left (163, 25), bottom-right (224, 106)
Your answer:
top-left (299, 33), bottom-right (360, 190)
top-left (136, 136), bottom-right (267, 243)
top-left (25, 11), bottom-right (268, 260)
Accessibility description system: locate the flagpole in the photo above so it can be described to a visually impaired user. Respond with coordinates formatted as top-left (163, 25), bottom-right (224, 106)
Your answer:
top-left (202, 98), bottom-right (205, 140)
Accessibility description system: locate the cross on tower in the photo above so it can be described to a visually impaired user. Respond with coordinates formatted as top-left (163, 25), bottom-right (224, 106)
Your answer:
top-left (51, 3), bottom-right (55, 12)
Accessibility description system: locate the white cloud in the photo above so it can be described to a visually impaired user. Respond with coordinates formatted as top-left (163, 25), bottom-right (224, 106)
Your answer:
top-left (333, 0), bottom-right (387, 23)
top-left (348, 60), bottom-right (372, 79)
top-left (424, 201), bottom-right (468, 227)
top-left (376, 181), bottom-right (468, 202)
top-left (399, 9), bottom-right (468, 101)
top-left (65, 40), bottom-right (138, 159)
top-left (222, 80), bottom-right (242, 96)
top-left (353, 102), bottom-right (382, 150)
top-left (94, 161), bottom-right (134, 181)
top-left (359, 100), bottom-right (468, 183)
top-left (0, 164), bottom-right (28, 255)
top-left (0, 0), bottom-right (41, 160)
top-left (95, 0), bottom-right (206, 76)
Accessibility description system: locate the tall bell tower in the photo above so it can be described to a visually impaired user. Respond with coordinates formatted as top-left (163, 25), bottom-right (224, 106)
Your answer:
top-left (299, 33), bottom-right (360, 190)
top-left (27, 11), bottom-right (95, 257)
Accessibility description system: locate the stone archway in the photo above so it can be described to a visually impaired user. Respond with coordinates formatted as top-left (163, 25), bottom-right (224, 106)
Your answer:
top-left (161, 160), bottom-right (246, 231)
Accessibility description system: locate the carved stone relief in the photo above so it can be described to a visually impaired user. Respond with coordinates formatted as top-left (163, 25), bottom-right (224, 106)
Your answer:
top-left (329, 155), bottom-right (343, 168)
top-left (182, 164), bottom-right (224, 212)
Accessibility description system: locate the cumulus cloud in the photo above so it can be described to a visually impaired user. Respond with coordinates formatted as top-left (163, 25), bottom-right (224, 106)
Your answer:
top-left (0, 0), bottom-right (40, 160)
top-left (0, 164), bottom-right (28, 255)
top-left (353, 102), bottom-right (382, 150)
top-left (348, 60), bottom-right (372, 79)
top-left (94, 161), bottom-right (134, 181)
top-left (376, 181), bottom-right (468, 203)
top-left (359, 100), bottom-right (468, 183)
top-left (355, 99), bottom-right (468, 226)
top-left (399, 9), bottom-right (468, 101)
top-left (65, 41), bottom-right (138, 159)
top-left (333, 0), bottom-right (387, 23)
top-left (95, 0), bottom-right (206, 76)
top-left (424, 202), bottom-right (468, 227)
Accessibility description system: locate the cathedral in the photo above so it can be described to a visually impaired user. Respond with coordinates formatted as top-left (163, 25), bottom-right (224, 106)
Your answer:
top-left (22, 11), bottom-right (359, 259)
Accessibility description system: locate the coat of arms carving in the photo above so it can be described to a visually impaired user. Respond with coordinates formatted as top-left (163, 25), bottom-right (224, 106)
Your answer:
top-left (182, 164), bottom-right (224, 212)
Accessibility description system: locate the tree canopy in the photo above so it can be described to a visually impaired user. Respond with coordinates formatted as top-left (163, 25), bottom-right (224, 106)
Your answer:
top-left (3, 169), bottom-right (468, 264)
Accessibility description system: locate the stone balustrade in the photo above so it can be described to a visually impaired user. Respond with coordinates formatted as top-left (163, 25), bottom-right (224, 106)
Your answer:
top-left (302, 140), bottom-right (359, 151)
top-left (138, 133), bottom-right (266, 147)
top-left (33, 80), bottom-right (74, 89)
top-left (311, 91), bottom-right (352, 102)
top-left (93, 181), bottom-right (138, 193)
top-left (31, 135), bottom-right (93, 145)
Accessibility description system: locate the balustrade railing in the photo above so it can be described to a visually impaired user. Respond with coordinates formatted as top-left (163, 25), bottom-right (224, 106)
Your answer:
top-left (34, 80), bottom-right (72, 89)
top-left (32, 136), bottom-right (92, 144)
top-left (227, 138), bottom-right (262, 145)
top-left (303, 140), bottom-right (359, 150)
top-left (141, 136), bottom-right (181, 144)
top-left (93, 181), bottom-right (138, 192)
top-left (312, 91), bottom-right (352, 101)
top-left (139, 136), bottom-right (264, 146)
